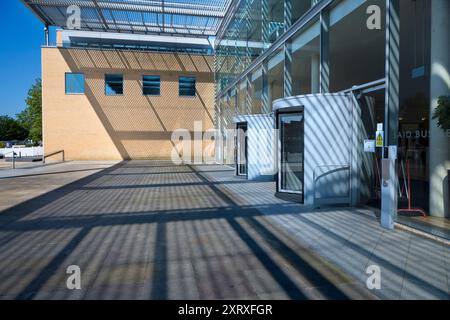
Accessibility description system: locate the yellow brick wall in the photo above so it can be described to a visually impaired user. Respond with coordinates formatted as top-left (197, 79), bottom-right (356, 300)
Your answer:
top-left (42, 47), bottom-right (215, 160)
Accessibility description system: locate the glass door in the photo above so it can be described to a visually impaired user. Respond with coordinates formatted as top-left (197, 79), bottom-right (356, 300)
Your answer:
top-left (236, 122), bottom-right (248, 176)
top-left (278, 112), bottom-right (304, 195)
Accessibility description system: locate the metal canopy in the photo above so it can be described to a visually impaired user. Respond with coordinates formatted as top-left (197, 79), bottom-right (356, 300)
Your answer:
top-left (22, 0), bottom-right (232, 37)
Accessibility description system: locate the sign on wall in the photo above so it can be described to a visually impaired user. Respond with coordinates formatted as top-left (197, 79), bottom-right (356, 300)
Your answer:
top-left (376, 123), bottom-right (384, 148)
top-left (364, 140), bottom-right (376, 153)
top-left (376, 131), bottom-right (384, 148)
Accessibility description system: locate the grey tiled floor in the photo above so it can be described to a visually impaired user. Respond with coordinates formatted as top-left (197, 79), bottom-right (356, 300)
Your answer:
top-left (0, 161), bottom-right (448, 300)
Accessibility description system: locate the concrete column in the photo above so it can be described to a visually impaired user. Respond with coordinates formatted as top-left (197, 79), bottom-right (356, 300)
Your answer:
top-left (245, 74), bottom-right (253, 115)
top-left (429, 0), bottom-right (450, 218)
top-left (320, 10), bottom-right (330, 93)
top-left (284, 42), bottom-right (293, 97)
top-left (245, 10), bottom-right (252, 71)
top-left (261, 61), bottom-right (270, 114)
top-left (381, 0), bottom-right (400, 229)
top-left (261, 0), bottom-right (270, 50)
top-left (284, 0), bottom-right (292, 32)
top-left (311, 54), bottom-right (320, 94)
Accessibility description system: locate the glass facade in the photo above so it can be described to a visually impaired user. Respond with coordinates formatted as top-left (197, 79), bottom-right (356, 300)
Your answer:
top-left (395, 0), bottom-right (434, 229)
top-left (215, 0), bottom-right (450, 233)
top-left (215, 0), bottom-right (388, 106)
top-left (215, 0), bottom-right (318, 94)
top-left (215, 0), bottom-right (389, 167)
top-left (291, 18), bottom-right (320, 95)
top-left (328, 0), bottom-right (386, 92)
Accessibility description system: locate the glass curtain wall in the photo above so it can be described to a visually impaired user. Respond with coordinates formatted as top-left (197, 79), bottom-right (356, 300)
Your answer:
top-left (329, 0), bottom-right (386, 91)
top-left (291, 18), bottom-right (320, 95)
top-left (237, 80), bottom-right (248, 115)
top-left (215, 0), bottom-right (450, 239)
top-left (396, 0), bottom-right (434, 228)
top-left (291, 0), bottom-right (316, 25)
top-left (268, 48), bottom-right (284, 106)
top-left (216, 0), bottom-right (318, 92)
top-left (267, 0), bottom-right (285, 44)
top-left (251, 67), bottom-right (263, 114)
top-left (328, 0), bottom-right (386, 207)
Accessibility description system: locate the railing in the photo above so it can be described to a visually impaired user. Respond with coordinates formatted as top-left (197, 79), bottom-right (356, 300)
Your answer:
top-left (339, 78), bottom-right (386, 94)
top-left (43, 150), bottom-right (65, 164)
top-left (313, 164), bottom-right (351, 208)
top-left (0, 146), bottom-right (43, 158)
top-left (2, 151), bottom-right (17, 169)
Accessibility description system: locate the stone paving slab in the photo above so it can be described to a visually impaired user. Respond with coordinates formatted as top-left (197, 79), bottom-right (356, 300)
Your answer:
top-left (196, 164), bottom-right (450, 300)
top-left (0, 161), bottom-right (448, 300)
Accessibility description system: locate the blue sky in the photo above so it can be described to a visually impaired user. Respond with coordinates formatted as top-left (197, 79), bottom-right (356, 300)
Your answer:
top-left (0, 2), bottom-right (46, 117)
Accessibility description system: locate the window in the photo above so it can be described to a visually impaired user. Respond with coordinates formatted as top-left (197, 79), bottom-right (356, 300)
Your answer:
top-left (65, 73), bottom-right (85, 94)
top-left (105, 74), bottom-right (123, 95)
top-left (143, 75), bottom-right (160, 96)
top-left (179, 76), bottom-right (196, 96)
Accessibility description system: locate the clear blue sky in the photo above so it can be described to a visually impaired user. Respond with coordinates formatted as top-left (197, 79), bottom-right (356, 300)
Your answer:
top-left (0, 2), bottom-right (48, 117)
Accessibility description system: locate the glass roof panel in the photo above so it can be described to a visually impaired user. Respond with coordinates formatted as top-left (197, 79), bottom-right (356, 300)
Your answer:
top-left (22, 0), bottom-right (232, 37)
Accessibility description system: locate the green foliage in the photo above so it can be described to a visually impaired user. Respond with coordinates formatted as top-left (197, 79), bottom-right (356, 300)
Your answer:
top-left (0, 115), bottom-right (29, 141)
top-left (17, 79), bottom-right (42, 142)
top-left (0, 141), bottom-right (5, 148)
top-left (432, 96), bottom-right (450, 131)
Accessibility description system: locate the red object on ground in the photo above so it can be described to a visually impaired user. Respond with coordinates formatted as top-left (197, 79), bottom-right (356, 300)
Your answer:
top-left (398, 160), bottom-right (427, 217)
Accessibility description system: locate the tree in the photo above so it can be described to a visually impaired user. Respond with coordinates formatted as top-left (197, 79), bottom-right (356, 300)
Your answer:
top-left (0, 115), bottom-right (29, 141)
top-left (17, 79), bottom-right (42, 142)
top-left (432, 96), bottom-right (450, 131)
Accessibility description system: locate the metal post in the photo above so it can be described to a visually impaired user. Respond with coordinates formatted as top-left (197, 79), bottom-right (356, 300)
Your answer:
top-left (381, 0), bottom-right (400, 229)
top-left (44, 25), bottom-right (49, 46)
top-left (261, 61), bottom-right (270, 114)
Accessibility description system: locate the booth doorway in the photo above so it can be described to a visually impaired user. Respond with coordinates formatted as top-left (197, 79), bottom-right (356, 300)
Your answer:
top-left (277, 112), bottom-right (304, 199)
top-left (236, 122), bottom-right (248, 177)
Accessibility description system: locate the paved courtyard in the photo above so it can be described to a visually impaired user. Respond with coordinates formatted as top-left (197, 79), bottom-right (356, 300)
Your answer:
top-left (0, 161), bottom-right (448, 300)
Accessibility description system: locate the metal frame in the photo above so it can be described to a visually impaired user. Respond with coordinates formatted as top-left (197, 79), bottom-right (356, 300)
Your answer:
top-left (21, 0), bottom-right (233, 37)
top-left (235, 122), bottom-right (248, 177)
top-left (277, 110), bottom-right (304, 199)
top-left (217, 0), bottom-right (333, 99)
top-left (219, 0), bottom-right (403, 230)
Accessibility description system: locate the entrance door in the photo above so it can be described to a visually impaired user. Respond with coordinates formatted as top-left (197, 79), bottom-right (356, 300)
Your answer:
top-left (278, 112), bottom-right (304, 196)
top-left (236, 122), bottom-right (248, 176)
